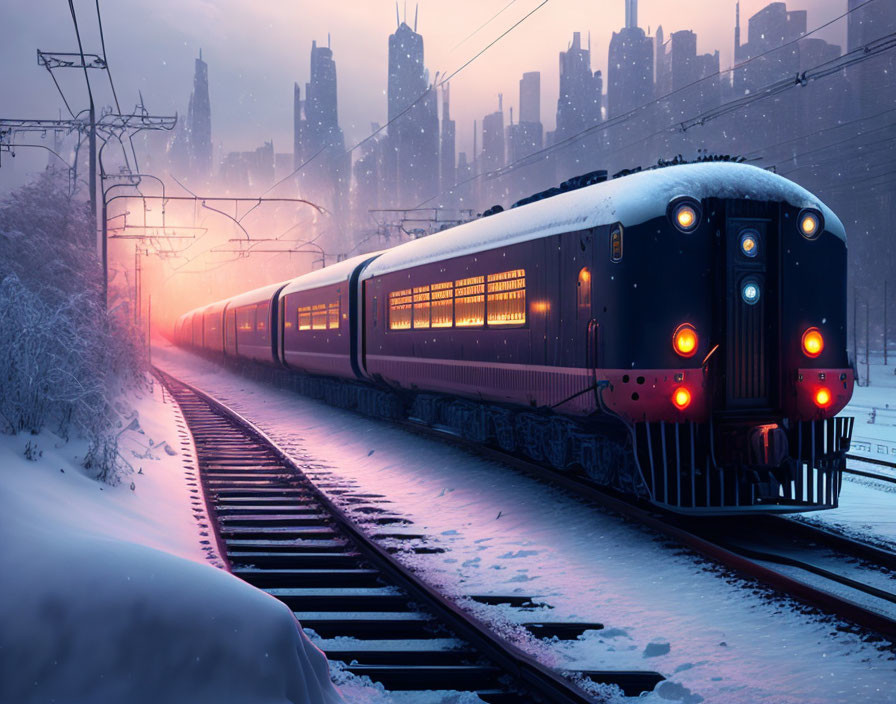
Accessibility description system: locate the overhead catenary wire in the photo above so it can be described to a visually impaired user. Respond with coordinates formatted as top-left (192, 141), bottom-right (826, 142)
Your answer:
top-left (414, 0), bottom-right (885, 208)
top-left (260, 0), bottom-right (550, 198)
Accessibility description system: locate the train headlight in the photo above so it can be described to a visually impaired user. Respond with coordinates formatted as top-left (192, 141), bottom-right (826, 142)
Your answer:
top-left (741, 280), bottom-right (760, 305)
top-left (672, 387), bottom-right (692, 410)
top-left (739, 230), bottom-right (759, 258)
top-left (668, 198), bottom-right (701, 233)
top-left (802, 327), bottom-right (824, 358)
top-left (673, 323), bottom-right (698, 358)
top-left (798, 209), bottom-right (822, 240)
top-left (814, 388), bottom-right (832, 408)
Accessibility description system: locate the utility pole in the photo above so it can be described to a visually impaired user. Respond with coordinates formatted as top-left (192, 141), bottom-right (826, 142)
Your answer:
top-left (884, 279), bottom-right (889, 366)
top-left (853, 288), bottom-right (859, 385)
top-left (865, 301), bottom-right (871, 386)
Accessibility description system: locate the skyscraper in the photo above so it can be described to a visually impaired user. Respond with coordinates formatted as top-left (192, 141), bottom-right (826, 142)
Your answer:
top-left (508, 71), bottom-right (545, 197)
top-left (188, 50), bottom-right (212, 180)
top-left (385, 11), bottom-right (439, 207)
top-left (519, 72), bottom-right (540, 125)
top-left (607, 2), bottom-right (653, 118)
top-left (440, 83), bottom-right (456, 198)
top-left (553, 32), bottom-right (602, 182)
top-left (294, 39), bottom-right (348, 214)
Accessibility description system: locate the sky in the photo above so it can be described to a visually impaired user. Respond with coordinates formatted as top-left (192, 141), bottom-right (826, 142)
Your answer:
top-left (0, 0), bottom-right (848, 185)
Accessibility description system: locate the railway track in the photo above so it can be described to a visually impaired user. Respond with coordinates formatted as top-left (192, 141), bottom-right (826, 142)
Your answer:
top-left (844, 454), bottom-right (896, 484)
top-left (398, 422), bottom-right (896, 640)
top-left (156, 369), bottom-right (665, 703)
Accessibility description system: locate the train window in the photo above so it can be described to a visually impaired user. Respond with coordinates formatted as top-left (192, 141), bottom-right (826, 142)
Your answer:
top-left (413, 285), bottom-right (431, 329)
top-left (487, 269), bottom-right (526, 326)
top-left (225, 309), bottom-right (236, 346)
top-left (389, 289), bottom-right (413, 330)
top-left (257, 303), bottom-right (270, 342)
top-left (610, 224), bottom-right (623, 262)
top-left (328, 299), bottom-right (340, 329)
top-left (577, 267), bottom-right (591, 309)
top-left (455, 276), bottom-right (485, 327)
top-left (312, 303), bottom-right (328, 330)
top-left (237, 305), bottom-right (255, 333)
top-left (431, 282), bottom-right (453, 327)
top-left (297, 305), bottom-right (312, 330)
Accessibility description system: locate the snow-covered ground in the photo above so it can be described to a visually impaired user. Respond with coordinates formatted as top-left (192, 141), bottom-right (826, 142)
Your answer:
top-left (800, 359), bottom-right (896, 547)
top-left (154, 341), bottom-right (896, 704)
top-left (0, 377), bottom-right (342, 704)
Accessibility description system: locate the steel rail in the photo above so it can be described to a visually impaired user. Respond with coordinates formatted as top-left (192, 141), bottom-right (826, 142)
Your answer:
top-left (160, 355), bottom-right (896, 644)
top-left (155, 367), bottom-right (664, 702)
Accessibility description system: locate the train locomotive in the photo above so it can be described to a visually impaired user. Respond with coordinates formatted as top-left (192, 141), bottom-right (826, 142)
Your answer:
top-left (174, 161), bottom-right (854, 514)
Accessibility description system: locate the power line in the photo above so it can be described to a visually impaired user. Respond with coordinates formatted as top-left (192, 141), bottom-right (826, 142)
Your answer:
top-left (419, 32), bottom-right (896, 208)
top-left (415, 0), bottom-right (884, 208)
top-left (439, 0), bottom-right (548, 86)
top-left (449, 0), bottom-right (519, 52)
top-left (93, 0), bottom-right (122, 114)
top-left (261, 0), bottom-right (550, 198)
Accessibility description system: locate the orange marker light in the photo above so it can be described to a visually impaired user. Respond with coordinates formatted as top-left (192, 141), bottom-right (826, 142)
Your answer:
top-left (673, 323), bottom-right (698, 358)
top-left (802, 327), bottom-right (824, 358)
top-left (814, 388), bottom-right (832, 408)
top-left (676, 205), bottom-right (696, 230)
top-left (800, 213), bottom-right (819, 237)
top-left (672, 387), bottom-right (692, 410)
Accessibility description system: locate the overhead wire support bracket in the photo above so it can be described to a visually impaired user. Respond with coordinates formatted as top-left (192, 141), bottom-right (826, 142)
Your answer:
top-left (37, 49), bottom-right (106, 70)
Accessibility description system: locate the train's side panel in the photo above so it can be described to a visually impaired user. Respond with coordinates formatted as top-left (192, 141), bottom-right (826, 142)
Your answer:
top-left (233, 297), bottom-right (277, 364)
top-left (361, 233), bottom-right (599, 414)
top-left (202, 302), bottom-right (227, 353)
top-left (190, 312), bottom-right (203, 347)
top-left (223, 304), bottom-right (237, 357)
top-left (281, 281), bottom-right (354, 379)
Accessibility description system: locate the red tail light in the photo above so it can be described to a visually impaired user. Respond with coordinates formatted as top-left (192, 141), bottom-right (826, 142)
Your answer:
top-left (672, 387), bottom-right (692, 410)
top-left (814, 388), bottom-right (832, 408)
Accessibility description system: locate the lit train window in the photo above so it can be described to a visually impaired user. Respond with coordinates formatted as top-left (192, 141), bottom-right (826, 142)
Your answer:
top-left (577, 267), bottom-right (591, 308)
top-left (487, 269), bottom-right (525, 326)
top-left (431, 282), bottom-right (453, 327)
top-left (389, 289), bottom-right (413, 330)
top-left (257, 303), bottom-right (270, 342)
top-left (413, 285), bottom-right (431, 328)
top-left (237, 305), bottom-right (255, 332)
top-left (312, 303), bottom-right (328, 330)
top-left (297, 305), bottom-right (312, 330)
top-left (455, 276), bottom-right (486, 327)
top-left (328, 299), bottom-right (339, 329)
top-left (610, 224), bottom-right (623, 262)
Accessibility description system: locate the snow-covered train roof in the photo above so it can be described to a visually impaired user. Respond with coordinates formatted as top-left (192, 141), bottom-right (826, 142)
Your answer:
top-left (362, 162), bottom-right (846, 279)
top-left (224, 278), bottom-right (295, 310)
top-left (280, 251), bottom-right (384, 297)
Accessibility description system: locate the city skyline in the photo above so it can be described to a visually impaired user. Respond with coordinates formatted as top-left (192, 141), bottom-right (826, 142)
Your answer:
top-left (0, 0), bottom-right (849, 189)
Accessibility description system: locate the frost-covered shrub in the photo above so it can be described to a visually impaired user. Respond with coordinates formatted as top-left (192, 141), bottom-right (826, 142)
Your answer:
top-left (0, 170), bottom-right (144, 482)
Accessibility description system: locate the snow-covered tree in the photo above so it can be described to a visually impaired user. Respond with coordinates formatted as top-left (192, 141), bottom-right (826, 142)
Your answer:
top-left (0, 170), bottom-right (144, 482)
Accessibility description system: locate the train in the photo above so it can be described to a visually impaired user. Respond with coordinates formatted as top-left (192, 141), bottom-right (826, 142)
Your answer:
top-left (174, 161), bottom-right (855, 514)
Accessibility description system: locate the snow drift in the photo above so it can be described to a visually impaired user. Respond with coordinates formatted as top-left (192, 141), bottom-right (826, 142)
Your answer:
top-left (0, 388), bottom-right (343, 704)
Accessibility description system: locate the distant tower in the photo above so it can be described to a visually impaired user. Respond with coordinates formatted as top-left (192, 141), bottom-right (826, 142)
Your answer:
top-left (519, 71), bottom-right (540, 124)
top-left (440, 83), bottom-right (456, 197)
top-left (607, 9), bottom-right (653, 117)
top-left (294, 39), bottom-right (348, 215)
top-left (625, 0), bottom-right (638, 30)
top-left (188, 49), bottom-right (212, 179)
top-left (386, 8), bottom-right (438, 206)
top-left (734, 1), bottom-right (741, 62)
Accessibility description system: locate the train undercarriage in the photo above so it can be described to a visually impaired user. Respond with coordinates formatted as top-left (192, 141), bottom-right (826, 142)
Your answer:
top-left (220, 355), bottom-right (853, 515)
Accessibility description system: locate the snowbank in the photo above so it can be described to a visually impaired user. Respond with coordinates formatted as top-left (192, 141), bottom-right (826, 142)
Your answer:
top-left (0, 380), bottom-right (342, 704)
